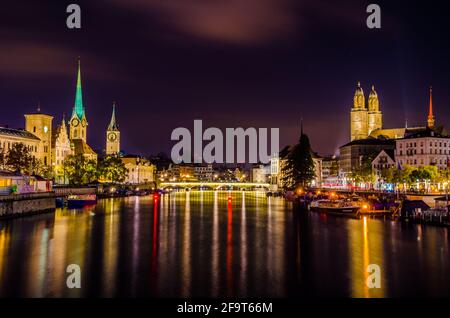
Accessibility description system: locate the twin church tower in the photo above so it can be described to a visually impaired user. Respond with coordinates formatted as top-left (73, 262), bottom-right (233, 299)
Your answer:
top-left (350, 82), bottom-right (436, 142)
top-left (350, 82), bottom-right (382, 141)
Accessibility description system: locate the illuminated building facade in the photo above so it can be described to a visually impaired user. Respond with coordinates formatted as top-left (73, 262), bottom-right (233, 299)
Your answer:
top-left (121, 155), bottom-right (155, 184)
top-left (350, 82), bottom-right (383, 141)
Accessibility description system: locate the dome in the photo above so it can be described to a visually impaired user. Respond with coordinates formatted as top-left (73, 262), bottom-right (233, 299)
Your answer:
top-left (354, 81), bottom-right (364, 96)
top-left (368, 85), bottom-right (379, 112)
top-left (369, 85), bottom-right (378, 97)
top-left (353, 81), bottom-right (365, 108)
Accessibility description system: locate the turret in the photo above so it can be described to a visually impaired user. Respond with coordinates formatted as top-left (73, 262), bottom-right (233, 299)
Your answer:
top-left (368, 85), bottom-right (379, 112)
top-left (353, 81), bottom-right (366, 109)
top-left (367, 85), bottom-right (382, 135)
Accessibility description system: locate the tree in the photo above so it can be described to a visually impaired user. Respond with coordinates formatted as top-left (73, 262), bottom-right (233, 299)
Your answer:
top-left (350, 151), bottom-right (378, 187)
top-left (0, 149), bottom-right (6, 170)
top-left (281, 133), bottom-right (316, 189)
top-left (98, 156), bottom-right (128, 183)
top-left (380, 167), bottom-right (395, 184)
top-left (5, 143), bottom-right (39, 174)
top-left (64, 154), bottom-right (99, 185)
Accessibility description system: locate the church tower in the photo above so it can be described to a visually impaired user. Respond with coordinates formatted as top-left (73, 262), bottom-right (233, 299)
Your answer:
top-left (69, 59), bottom-right (88, 142)
top-left (350, 82), bottom-right (368, 141)
top-left (106, 102), bottom-right (120, 155)
top-left (367, 85), bottom-right (383, 135)
top-left (427, 87), bottom-right (435, 128)
top-left (25, 104), bottom-right (54, 166)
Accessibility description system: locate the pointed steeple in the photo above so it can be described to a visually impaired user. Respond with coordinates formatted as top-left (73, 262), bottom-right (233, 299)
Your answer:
top-left (61, 114), bottom-right (67, 130)
top-left (427, 86), bottom-right (435, 128)
top-left (300, 117), bottom-right (303, 136)
top-left (73, 57), bottom-right (85, 119)
top-left (108, 102), bottom-right (119, 131)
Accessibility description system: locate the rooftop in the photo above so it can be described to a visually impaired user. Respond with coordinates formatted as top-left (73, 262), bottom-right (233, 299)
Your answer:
top-left (402, 126), bottom-right (450, 139)
top-left (340, 137), bottom-right (395, 148)
top-left (0, 127), bottom-right (40, 141)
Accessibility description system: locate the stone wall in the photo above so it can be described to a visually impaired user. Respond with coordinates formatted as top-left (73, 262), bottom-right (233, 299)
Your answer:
top-left (0, 192), bottom-right (56, 218)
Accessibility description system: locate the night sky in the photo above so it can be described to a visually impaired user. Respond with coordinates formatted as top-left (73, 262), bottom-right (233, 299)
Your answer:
top-left (1, 0), bottom-right (450, 157)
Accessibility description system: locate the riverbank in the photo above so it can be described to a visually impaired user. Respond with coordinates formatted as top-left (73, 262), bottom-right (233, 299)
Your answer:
top-left (0, 192), bottom-right (56, 219)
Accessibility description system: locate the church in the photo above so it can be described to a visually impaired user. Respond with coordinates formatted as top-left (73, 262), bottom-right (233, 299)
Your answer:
top-left (0, 58), bottom-right (158, 186)
top-left (0, 59), bottom-right (99, 183)
top-left (340, 82), bottom-right (444, 174)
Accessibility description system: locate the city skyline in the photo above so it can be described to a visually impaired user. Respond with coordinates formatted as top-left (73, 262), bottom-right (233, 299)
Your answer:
top-left (1, 0), bottom-right (450, 157)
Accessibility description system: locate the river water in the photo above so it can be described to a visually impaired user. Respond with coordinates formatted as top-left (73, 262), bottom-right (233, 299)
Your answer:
top-left (0, 191), bottom-right (449, 298)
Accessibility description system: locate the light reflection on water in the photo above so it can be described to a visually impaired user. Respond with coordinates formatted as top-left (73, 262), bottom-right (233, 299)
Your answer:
top-left (0, 191), bottom-right (449, 298)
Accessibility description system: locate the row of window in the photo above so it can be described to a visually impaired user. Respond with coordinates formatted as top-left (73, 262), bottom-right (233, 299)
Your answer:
top-left (373, 164), bottom-right (394, 170)
top-left (399, 158), bottom-right (448, 166)
top-left (398, 149), bottom-right (450, 155)
top-left (0, 141), bottom-right (37, 153)
top-left (56, 149), bottom-right (70, 158)
top-left (399, 141), bottom-right (449, 148)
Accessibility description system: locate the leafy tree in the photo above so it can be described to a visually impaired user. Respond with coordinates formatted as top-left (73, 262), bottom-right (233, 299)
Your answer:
top-left (349, 151), bottom-right (378, 187)
top-left (380, 167), bottom-right (395, 184)
top-left (0, 149), bottom-right (6, 170)
top-left (5, 143), bottom-right (38, 174)
top-left (98, 156), bottom-right (128, 183)
top-left (381, 165), bottom-right (439, 190)
top-left (409, 165), bottom-right (438, 185)
top-left (64, 154), bottom-right (99, 185)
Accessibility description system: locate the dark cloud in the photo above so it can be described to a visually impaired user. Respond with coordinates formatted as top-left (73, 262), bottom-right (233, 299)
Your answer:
top-left (112, 0), bottom-right (298, 45)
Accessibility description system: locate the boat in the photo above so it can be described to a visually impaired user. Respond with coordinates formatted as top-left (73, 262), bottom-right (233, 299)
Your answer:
top-left (67, 194), bottom-right (97, 208)
top-left (310, 199), bottom-right (361, 216)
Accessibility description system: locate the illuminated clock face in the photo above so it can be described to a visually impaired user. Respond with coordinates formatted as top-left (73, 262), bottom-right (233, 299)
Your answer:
top-left (108, 133), bottom-right (117, 142)
top-left (72, 118), bottom-right (80, 127)
top-left (81, 119), bottom-right (87, 127)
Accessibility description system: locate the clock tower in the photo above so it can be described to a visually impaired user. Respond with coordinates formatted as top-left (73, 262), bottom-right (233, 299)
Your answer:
top-left (106, 102), bottom-right (120, 155)
top-left (69, 59), bottom-right (88, 142)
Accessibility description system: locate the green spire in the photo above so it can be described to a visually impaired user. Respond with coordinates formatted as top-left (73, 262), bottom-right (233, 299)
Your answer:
top-left (73, 58), bottom-right (85, 119)
top-left (108, 102), bottom-right (119, 131)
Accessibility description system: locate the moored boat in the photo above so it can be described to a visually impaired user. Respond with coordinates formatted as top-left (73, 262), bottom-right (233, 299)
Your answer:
top-left (67, 194), bottom-right (97, 208)
top-left (310, 199), bottom-right (360, 216)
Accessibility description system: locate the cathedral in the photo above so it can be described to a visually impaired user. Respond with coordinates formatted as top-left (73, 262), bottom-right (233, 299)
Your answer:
top-left (349, 82), bottom-right (436, 141)
top-left (341, 82), bottom-right (443, 174)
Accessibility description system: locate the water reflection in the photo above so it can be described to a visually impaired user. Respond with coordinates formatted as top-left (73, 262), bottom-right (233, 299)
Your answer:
top-left (0, 192), bottom-right (449, 297)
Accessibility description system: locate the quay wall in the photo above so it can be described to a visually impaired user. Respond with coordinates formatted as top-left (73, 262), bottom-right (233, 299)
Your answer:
top-left (0, 192), bottom-right (56, 218)
top-left (54, 187), bottom-right (97, 197)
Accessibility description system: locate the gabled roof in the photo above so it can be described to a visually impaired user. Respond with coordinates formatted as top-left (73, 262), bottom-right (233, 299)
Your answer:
top-left (72, 139), bottom-right (97, 156)
top-left (372, 149), bottom-right (395, 164)
top-left (51, 119), bottom-right (69, 145)
top-left (0, 127), bottom-right (40, 141)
